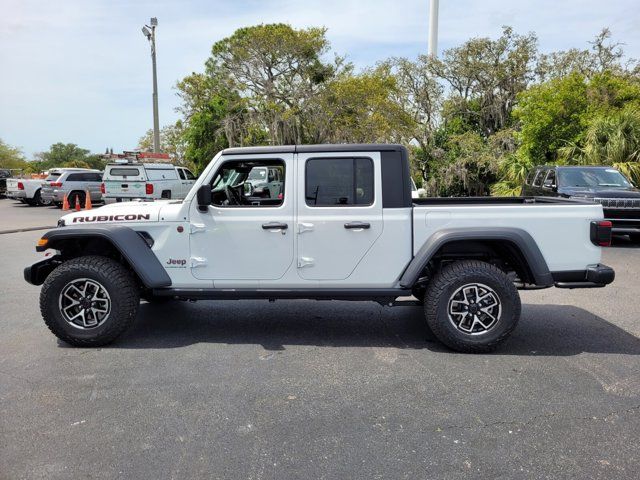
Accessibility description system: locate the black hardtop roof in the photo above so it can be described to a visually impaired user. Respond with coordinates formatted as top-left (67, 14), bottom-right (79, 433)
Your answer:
top-left (221, 143), bottom-right (407, 156)
top-left (535, 165), bottom-right (619, 170)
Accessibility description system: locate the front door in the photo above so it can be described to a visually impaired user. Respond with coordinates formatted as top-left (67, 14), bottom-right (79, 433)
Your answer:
top-left (189, 154), bottom-right (294, 282)
top-left (296, 152), bottom-right (383, 280)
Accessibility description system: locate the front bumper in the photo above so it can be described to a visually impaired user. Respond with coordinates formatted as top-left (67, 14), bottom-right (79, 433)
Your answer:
top-left (553, 264), bottom-right (615, 289)
top-left (24, 256), bottom-right (63, 286)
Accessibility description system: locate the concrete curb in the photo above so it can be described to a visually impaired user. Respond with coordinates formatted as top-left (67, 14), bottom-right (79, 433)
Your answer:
top-left (0, 226), bottom-right (55, 235)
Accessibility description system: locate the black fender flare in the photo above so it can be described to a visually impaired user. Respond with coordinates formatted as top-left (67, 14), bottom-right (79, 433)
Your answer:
top-left (399, 227), bottom-right (554, 288)
top-left (30, 226), bottom-right (171, 288)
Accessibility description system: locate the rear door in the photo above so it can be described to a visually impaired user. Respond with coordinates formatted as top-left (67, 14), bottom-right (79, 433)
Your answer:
top-left (296, 152), bottom-right (383, 280)
top-left (103, 165), bottom-right (147, 199)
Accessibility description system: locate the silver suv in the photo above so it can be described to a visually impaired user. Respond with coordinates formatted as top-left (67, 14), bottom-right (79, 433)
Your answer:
top-left (41, 169), bottom-right (103, 207)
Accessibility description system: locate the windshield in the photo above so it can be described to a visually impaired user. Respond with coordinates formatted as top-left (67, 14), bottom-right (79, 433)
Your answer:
top-left (247, 167), bottom-right (267, 181)
top-left (558, 168), bottom-right (631, 188)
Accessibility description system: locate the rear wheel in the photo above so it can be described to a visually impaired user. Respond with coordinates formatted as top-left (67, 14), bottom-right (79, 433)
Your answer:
top-left (630, 233), bottom-right (640, 243)
top-left (33, 189), bottom-right (51, 206)
top-left (40, 256), bottom-right (140, 346)
top-left (423, 260), bottom-right (521, 353)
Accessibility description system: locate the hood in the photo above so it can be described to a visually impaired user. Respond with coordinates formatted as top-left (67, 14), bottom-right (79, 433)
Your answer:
top-left (559, 186), bottom-right (640, 198)
top-left (60, 200), bottom-right (175, 226)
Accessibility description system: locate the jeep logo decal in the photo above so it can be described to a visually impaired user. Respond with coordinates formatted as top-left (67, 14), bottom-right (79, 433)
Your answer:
top-left (166, 258), bottom-right (187, 267)
top-left (72, 214), bottom-right (151, 223)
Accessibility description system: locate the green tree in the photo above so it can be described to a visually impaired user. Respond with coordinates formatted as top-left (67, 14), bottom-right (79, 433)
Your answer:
top-left (0, 139), bottom-right (27, 169)
top-left (429, 26), bottom-right (538, 137)
top-left (515, 72), bottom-right (640, 164)
top-left (204, 23), bottom-right (345, 145)
top-left (559, 107), bottom-right (640, 183)
top-left (32, 143), bottom-right (104, 171)
top-left (309, 67), bottom-right (414, 144)
top-left (138, 121), bottom-right (189, 165)
top-left (536, 29), bottom-right (639, 81)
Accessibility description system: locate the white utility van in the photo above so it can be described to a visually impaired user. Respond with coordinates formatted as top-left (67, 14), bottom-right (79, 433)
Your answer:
top-left (102, 163), bottom-right (196, 203)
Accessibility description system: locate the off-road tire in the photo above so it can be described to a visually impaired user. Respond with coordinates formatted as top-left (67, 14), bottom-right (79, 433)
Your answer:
top-left (40, 256), bottom-right (140, 346)
top-left (423, 260), bottom-right (521, 353)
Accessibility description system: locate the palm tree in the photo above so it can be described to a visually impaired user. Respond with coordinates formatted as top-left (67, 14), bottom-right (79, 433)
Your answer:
top-left (559, 107), bottom-right (640, 184)
top-left (491, 153), bottom-right (533, 196)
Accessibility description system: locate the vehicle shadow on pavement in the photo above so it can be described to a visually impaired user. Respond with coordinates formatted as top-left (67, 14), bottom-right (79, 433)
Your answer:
top-left (611, 236), bottom-right (640, 248)
top-left (100, 300), bottom-right (640, 356)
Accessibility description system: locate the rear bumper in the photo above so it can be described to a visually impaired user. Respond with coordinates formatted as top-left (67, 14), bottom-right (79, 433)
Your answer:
top-left (41, 189), bottom-right (64, 202)
top-left (7, 190), bottom-right (26, 200)
top-left (553, 264), bottom-right (615, 289)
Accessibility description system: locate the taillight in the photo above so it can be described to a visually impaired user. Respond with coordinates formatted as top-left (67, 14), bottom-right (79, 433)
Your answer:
top-left (100, 183), bottom-right (105, 194)
top-left (50, 182), bottom-right (63, 188)
top-left (17, 182), bottom-right (24, 190)
top-left (590, 220), bottom-right (612, 247)
top-left (145, 183), bottom-right (154, 195)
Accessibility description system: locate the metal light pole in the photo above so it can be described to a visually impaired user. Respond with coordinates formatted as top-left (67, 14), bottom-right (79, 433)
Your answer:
top-left (428, 0), bottom-right (439, 57)
top-left (142, 18), bottom-right (160, 153)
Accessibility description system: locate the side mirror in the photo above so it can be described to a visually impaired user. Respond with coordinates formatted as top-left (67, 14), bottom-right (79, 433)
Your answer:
top-left (244, 182), bottom-right (254, 196)
top-left (543, 180), bottom-right (557, 190)
top-left (197, 185), bottom-right (212, 212)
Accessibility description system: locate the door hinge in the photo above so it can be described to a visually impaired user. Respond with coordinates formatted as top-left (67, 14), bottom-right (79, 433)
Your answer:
top-left (297, 257), bottom-right (314, 268)
top-left (297, 222), bottom-right (314, 234)
top-left (190, 223), bottom-right (207, 234)
top-left (190, 257), bottom-right (208, 268)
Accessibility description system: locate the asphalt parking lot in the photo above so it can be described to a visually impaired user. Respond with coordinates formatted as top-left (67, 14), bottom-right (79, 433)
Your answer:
top-left (1, 198), bottom-right (639, 479)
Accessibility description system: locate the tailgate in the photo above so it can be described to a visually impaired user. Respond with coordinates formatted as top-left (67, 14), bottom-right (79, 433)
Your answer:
top-left (103, 180), bottom-right (147, 197)
top-left (6, 178), bottom-right (20, 193)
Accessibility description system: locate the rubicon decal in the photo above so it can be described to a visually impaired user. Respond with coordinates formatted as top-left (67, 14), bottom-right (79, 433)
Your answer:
top-left (72, 214), bottom-right (151, 223)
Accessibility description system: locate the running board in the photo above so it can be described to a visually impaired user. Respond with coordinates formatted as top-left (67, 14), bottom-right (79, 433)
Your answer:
top-left (152, 287), bottom-right (413, 302)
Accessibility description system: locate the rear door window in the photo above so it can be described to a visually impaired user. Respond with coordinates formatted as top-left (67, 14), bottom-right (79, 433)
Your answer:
top-left (65, 173), bottom-right (83, 182)
top-left (305, 158), bottom-right (374, 206)
top-left (177, 168), bottom-right (186, 180)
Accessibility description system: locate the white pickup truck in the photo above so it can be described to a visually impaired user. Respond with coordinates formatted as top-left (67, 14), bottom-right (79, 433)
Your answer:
top-left (102, 163), bottom-right (196, 203)
top-left (6, 177), bottom-right (51, 206)
top-left (25, 144), bottom-right (614, 352)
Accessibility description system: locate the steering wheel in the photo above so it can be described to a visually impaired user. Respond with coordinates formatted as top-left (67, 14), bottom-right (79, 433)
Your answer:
top-left (224, 185), bottom-right (242, 205)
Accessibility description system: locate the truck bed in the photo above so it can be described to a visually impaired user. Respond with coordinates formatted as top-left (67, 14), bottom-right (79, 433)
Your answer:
top-left (411, 196), bottom-right (604, 272)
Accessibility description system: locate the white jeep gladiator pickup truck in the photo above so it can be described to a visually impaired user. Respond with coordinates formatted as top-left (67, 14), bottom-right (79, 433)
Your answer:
top-left (25, 144), bottom-right (615, 352)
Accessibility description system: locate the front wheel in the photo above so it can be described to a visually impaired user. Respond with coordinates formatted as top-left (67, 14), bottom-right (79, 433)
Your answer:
top-left (40, 256), bottom-right (140, 346)
top-left (423, 260), bottom-right (521, 353)
top-left (630, 233), bottom-right (640, 243)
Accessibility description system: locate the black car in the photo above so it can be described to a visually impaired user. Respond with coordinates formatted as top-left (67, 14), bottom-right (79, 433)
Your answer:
top-left (522, 165), bottom-right (640, 242)
top-left (0, 169), bottom-right (12, 197)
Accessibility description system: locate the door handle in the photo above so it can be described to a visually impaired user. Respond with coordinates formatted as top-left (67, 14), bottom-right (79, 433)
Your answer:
top-left (262, 222), bottom-right (288, 231)
top-left (344, 222), bottom-right (370, 230)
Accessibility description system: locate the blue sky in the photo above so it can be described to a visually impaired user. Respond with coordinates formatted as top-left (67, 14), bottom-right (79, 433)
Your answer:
top-left (1, 0), bottom-right (638, 157)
